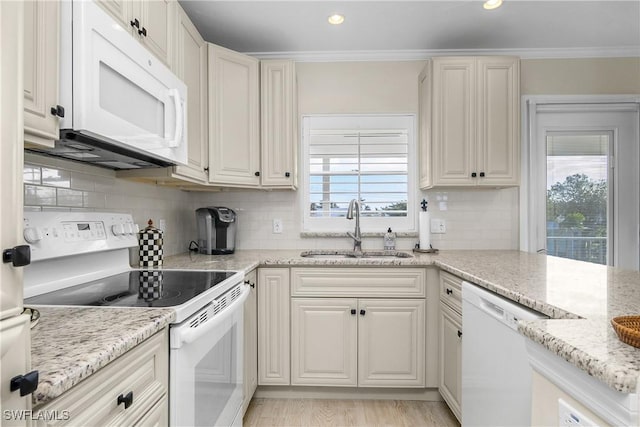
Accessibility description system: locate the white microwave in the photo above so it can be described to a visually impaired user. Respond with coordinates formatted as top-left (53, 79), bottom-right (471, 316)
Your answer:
top-left (37, 0), bottom-right (188, 170)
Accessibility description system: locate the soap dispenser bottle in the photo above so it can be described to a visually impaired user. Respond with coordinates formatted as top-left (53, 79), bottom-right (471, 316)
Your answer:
top-left (384, 227), bottom-right (396, 250)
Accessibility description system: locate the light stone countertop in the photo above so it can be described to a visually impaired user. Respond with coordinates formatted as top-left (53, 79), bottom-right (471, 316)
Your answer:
top-left (165, 249), bottom-right (640, 393)
top-left (30, 307), bottom-right (175, 407)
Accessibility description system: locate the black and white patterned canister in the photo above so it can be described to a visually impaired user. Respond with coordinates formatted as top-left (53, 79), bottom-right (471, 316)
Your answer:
top-left (138, 219), bottom-right (163, 267)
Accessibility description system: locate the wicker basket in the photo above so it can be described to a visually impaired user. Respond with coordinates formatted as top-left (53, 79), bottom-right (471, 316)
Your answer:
top-left (611, 316), bottom-right (640, 348)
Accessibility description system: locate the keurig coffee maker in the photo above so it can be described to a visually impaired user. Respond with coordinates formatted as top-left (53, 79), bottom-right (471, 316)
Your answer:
top-left (196, 207), bottom-right (237, 254)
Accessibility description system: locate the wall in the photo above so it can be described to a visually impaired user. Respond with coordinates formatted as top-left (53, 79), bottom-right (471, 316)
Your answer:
top-left (520, 57), bottom-right (640, 95)
top-left (23, 153), bottom-right (195, 256)
top-left (194, 60), bottom-right (520, 251)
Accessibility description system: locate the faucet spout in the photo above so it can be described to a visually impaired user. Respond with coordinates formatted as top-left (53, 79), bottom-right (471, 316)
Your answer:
top-left (346, 199), bottom-right (362, 253)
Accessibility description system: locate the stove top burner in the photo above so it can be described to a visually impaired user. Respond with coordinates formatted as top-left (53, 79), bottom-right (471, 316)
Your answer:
top-left (25, 270), bottom-right (236, 308)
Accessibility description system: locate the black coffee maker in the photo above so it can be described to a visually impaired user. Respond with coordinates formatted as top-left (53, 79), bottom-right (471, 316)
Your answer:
top-left (195, 207), bottom-right (237, 254)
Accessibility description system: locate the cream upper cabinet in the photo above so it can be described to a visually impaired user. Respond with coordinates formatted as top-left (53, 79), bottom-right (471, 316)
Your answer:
top-left (208, 44), bottom-right (260, 187)
top-left (418, 61), bottom-right (432, 189)
top-left (95, 0), bottom-right (174, 67)
top-left (257, 268), bottom-right (290, 385)
top-left (172, 5), bottom-right (208, 183)
top-left (431, 56), bottom-right (519, 187)
top-left (23, 0), bottom-right (60, 148)
top-left (243, 270), bottom-right (258, 414)
top-left (260, 60), bottom-right (298, 189)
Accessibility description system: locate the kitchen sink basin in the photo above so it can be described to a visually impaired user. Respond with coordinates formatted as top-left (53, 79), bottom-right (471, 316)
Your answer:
top-left (299, 250), bottom-right (413, 259)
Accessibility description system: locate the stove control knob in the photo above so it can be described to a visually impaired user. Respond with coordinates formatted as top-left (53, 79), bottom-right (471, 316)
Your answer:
top-left (133, 224), bottom-right (140, 235)
top-left (23, 227), bottom-right (43, 244)
top-left (124, 223), bottom-right (134, 235)
top-left (111, 224), bottom-right (125, 236)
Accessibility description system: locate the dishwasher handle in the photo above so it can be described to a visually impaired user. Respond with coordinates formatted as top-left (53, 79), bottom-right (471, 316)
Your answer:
top-left (479, 297), bottom-right (505, 321)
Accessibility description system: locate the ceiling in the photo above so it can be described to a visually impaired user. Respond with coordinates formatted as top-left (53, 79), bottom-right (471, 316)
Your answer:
top-left (179, 1), bottom-right (640, 59)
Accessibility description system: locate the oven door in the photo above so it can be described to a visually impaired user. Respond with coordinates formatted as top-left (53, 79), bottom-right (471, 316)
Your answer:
top-left (170, 284), bottom-right (248, 427)
top-left (61, 0), bottom-right (187, 165)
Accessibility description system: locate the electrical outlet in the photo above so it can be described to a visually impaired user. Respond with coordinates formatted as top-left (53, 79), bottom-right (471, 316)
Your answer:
top-left (558, 398), bottom-right (599, 426)
top-left (430, 218), bottom-right (446, 234)
top-left (158, 219), bottom-right (166, 231)
top-left (272, 219), bottom-right (283, 234)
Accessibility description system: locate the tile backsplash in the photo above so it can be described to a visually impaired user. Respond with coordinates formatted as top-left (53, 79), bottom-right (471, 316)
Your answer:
top-left (24, 153), bottom-right (195, 256)
top-left (24, 153), bottom-right (520, 254)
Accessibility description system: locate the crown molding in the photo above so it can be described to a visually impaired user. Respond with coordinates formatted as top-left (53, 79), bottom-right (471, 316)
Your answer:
top-left (247, 46), bottom-right (640, 62)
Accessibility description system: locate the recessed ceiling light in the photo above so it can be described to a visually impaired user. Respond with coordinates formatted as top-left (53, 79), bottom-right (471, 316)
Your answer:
top-left (328, 14), bottom-right (345, 25)
top-left (483, 0), bottom-right (503, 10)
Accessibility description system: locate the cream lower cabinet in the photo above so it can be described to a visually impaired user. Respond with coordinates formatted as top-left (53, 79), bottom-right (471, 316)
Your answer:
top-left (257, 268), bottom-right (290, 385)
top-left (290, 268), bottom-right (427, 388)
top-left (243, 270), bottom-right (258, 414)
top-left (33, 330), bottom-right (168, 427)
top-left (438, 271), bottom-right (463, 422)
top-left (431, 56), bottom-right (519, 187)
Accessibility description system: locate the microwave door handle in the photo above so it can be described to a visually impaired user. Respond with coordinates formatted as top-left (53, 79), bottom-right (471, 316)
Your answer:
top-left (169, 88), bottom-right (183, 148)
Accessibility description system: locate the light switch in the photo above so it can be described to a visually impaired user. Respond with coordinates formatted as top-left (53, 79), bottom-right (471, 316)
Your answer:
top-left (272, 219), bottom-right (283, 234)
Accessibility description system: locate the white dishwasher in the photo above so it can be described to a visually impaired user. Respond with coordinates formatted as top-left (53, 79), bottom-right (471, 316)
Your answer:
top-left (462, 281), bottom-right (548, 427)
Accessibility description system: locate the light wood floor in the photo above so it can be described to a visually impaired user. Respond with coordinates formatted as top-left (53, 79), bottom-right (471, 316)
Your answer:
top-left (243, 398), bottom-right (460, 427)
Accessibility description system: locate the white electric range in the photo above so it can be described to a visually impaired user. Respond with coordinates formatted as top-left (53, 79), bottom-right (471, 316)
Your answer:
top-left (23, 212), bottom-right (248, 427)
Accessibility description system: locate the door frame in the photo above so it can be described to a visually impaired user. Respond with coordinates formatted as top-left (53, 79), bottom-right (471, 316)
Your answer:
top-left (520, 95), bottom-right (640, 267)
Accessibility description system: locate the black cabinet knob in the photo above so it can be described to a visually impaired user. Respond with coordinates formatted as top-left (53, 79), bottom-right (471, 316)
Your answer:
top-left (479, 172), bottom-right (485, 177)
top-left (254, 171), bottom-right (260, 177)
top-left (471, 172), bottom-right (477, 178)
top-left (350, 309), bottom-right (356, 315)
top-left (360, 309), bottom-right (366, 316)
top-left (457, 330), bottom-right (463, 338)
top-left (130, 18), bottom-right (140, 29)
top-left (138, 27), bottom-right (147, 37)
top-left (244, 280), bottom-right (255, 288)
top-left (285, 172), bottom-right (290, 178)
top-left (446, 288), bottom-right (453, 295)
top-left (50, 105), bottom-right (65, 118)
top-left (3, 245), bottom-right (31, 267)
top-left (117, 391), bottom-right (134, 409)
top-left (204, 167), bottom-right (209, 172)
top-left (10, 371), bottom-right (39, 397)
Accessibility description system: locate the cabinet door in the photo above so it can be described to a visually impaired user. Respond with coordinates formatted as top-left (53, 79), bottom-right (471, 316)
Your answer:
top-left (260, 60), bottom-right (297, 189)
top-left (208, 44), bottom-right (260, 187)
top-left (257, 268), bottom-right (290, 385)
top-left (172, 5), bottom-right (208, 183)
top-left (476, 57), bottom-right (520, 186)
top-left (432, 57), bottom-right (476, 186)
top-left (291, 298), bottom-right (357, 386)
top-left (418, 61), bottom-right (432, 189)
top-left (94, 0), bottom-right (131, 30)
top-left (23, 0), bottom-right (59, 148)
top-left (358, 299), bottom-right (425, 387)
top-left (1, 0), bottom-right (25, 321)
top-left (242, 270), bottom-right (258, 414)
top-left (439, 302), bottom-right (462, 422)
top-left (134, 0), bottom-right (173, 67)
top-left (1, 315), bottom-right (32, 427)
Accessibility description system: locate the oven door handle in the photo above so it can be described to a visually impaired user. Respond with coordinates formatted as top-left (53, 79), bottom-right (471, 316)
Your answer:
top-left (172, 284), bottom-right (249, 348)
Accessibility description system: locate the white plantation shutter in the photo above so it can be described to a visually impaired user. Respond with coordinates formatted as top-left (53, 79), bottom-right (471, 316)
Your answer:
top-left (302, 115), bottom-right (416, 232)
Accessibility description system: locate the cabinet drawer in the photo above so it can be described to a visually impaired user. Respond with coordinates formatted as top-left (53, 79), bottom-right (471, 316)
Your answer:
top-left (291, 268), bottom-right (426, 298)
top-left (440, 271), bottom-right (462, 313)
top-left (35, 330), bottom-right (168, 427)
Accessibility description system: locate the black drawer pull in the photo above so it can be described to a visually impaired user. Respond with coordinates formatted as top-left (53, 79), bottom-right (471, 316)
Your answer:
top-left (138, 27), bottom-right (147, 37)
top-left (479, 172), bottom-right (485, 177)
top-left (471, 172), bottom-right (477, 178)
top-left (3, 245), bottom-right (31, 267)
top-left (351, 309), bottom-right (356, 315)
top-left (285, 172), bottom-right (290, 177)
top-left (130, 18), bottom-right (140, 29)
top-left (243, 280), bottom-right (255, 288)
top-left (457, 330), bottom-right (462, 338)
top-left (117, 391), bottom-right (133, 409)
top-left (50, 105), bottom-right (65, 118)
top-left (255, 171), bottom-right (260, 177)
top-left (446, 288), bottom-right (453, 295)
top-left (10, 371), bottom-right (39, 397)
top-left (360, 309), bottom-right (366, 316)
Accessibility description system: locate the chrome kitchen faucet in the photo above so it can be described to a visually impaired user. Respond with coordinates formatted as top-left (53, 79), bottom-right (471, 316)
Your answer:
top-left (346, 198), bottom-right (362, 255)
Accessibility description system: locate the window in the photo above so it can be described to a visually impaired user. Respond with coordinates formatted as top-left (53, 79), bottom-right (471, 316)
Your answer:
top-left (302, 115), bottom-right (416, 232)
top-left (521, 97), bottom-right (640, 270)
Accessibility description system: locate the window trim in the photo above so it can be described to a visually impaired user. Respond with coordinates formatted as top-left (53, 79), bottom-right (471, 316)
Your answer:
top-left (301, 114), bottom-right (418, 233)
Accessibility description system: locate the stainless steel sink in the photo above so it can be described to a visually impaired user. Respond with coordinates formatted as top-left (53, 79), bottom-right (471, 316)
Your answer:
top-left (299, 250), bottom-right (413, 259)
